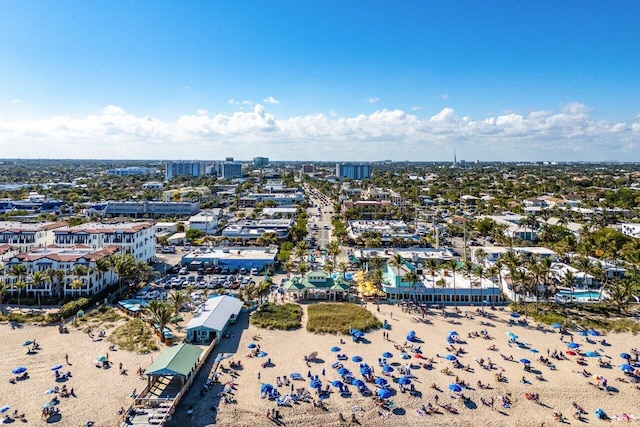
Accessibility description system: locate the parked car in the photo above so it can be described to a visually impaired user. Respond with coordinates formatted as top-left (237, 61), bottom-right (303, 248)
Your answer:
top-left (204, 266), bottom-right (214, 274)
top-left (179, 267), bottom-right (188, 275)
top-left (250, 268), bottom-right (259, 275)
top-left (239, 267), bottom-right (247, 275)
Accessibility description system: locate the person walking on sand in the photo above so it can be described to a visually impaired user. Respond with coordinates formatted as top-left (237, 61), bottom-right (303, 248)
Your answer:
top-left (65, 354), bottom-right (69, 364)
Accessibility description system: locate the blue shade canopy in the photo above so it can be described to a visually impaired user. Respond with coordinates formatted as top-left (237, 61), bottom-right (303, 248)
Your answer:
top-left (352, 356), bottom-right (363, 362)
top-left (331, 380), bottom-right (343, 388)
top-left (398, 377), bottom-right (411, 385)
top-left (445, 354), bottom-right (457, 361)
top-left (520, 358), bottom-right (531, 364)
top-left (247, 343), bottom-right (257, 348)
top-left (552, 323), bottom-right (562, 328)
top-left (331, 346), bottom-right (341, 352)
top-left (382, 365), bottom-right (394, 373)
top-left (448, 383), bottom-right (462, 392)
top-left (619, 364), bottom-right (634, 372)
top-left (382, 352), bottom-right (393, 358)
top-left (567, 342), bottom-right (580, 349)
top-left (12, 367), bottom-right (27, 374)
top-left (620, 353), bottom-right (631, 360)
top-left (374, 377), bottom-right (387, 386)
top-left (377, 388), bottom-right (392, 399)
top-left (260, 383), bottom-right (273, 393)
top-left (510, 313), bottom-right (520, 318)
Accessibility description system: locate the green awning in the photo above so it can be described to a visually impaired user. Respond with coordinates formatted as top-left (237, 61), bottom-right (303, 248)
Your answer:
top-left (146, 343), bottom-right (202, 377)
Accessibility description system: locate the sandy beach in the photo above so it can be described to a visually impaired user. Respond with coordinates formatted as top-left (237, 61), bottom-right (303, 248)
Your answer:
top-left (170, 301), bottom-right (640, 427)
top-left (0, 318), bottom-right (157, 427)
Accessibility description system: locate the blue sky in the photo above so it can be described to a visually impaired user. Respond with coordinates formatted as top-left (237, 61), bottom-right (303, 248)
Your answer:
top-left (2, 1), bottom-right (639, 161)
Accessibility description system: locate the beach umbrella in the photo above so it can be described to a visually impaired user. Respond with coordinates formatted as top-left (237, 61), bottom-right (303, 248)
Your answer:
top-left (382, 352), bottom-right (393, 358)
top-left (257, 351), bottom-right (268, 358)
top-left (331, 346), bottom-right (341, 352)
top-left (352, 355), bottom-right (363, 363)
top-left (585, 351), bottom-right (600, 358)
top-left (401, 353), bottom-right (411, 360)
top-left (310, 379), bottom-right (322, 389)
top-left (42, 402), bottom-right (55, 409)
top-left (331, 380), bottom-right (343, 388)
top-left (445, 354), bottom-right (457, 361)
top-left (619, 364), bottom-right (634, 373)
top-left (566, 350), bottom-right (577, 356)
top-left (448, 331), bottom-right (458, 336)
top-left (578, 331), bottom-right (587, 336)
top-left (530, 349), bottom-right (539, 354)
top-left (620, 353), bottom-right (631, 360)
top-left (44, 388), bottom-right (56, 394)
top-left (337, 367), bottom-right (350, 376)
top-left (21, 340), bottom-right (33, 347)
top-left (567, 342), bottom-right (580, 349)
top-left (448, 383), bottom-right (462, 393)
top-left (510, 313), bottom-right (520, 318)
top-left (587, 329), bottom-right (599, 336)
top-left (360, 366), bottom-right (372, 376)
top-left (551, 323), bottom-right (562, 329)
top-left (97, 355), bottom-right (107, 362)
top-left (520, 358), bottom-right (531, 365)
top-left (377, 388), bottom-right (392, 399)
top-left (247, 343), bottom-right (257, 349)
top-left (414, 353), bottom-right (424, 359)
top-left (351, 379), bottom-right (365, 388)
top-left (0, 406), bottom-right (9, 414)
top-left (374, 377), bottom-right (388, 386)
top-left (260, 383), bottom-right (274, 393)
top-left (398, 377), bottom-right (411, 385)
top-left (12, 366), bottom-right (27, 375)
top-left (50, 364), bottom-right (63, 371)
top-left (382, 365), bottom-right (394, 373)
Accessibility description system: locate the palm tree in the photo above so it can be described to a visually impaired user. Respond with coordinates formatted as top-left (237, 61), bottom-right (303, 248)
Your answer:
top-left (109, 254), bottom-right (137, 293)
top-left (284, 260), bottom-right (295, 279)
top-left (472, 265), bottom-right (486, 313)
top-left (297, 261), bottom-right (309, 277)
top-left (485, 265), bottom-right (500, 308)
top-left (0, 281), bottom-right (7, 315)
top-left (30, 270), bottom-right (48, 310)
top-left (145, 300), bottom-right (174, 343)
top-left (71, 265), bottom-right (90, 299)
top-left (71, 278), bottom-right (84, 299)
top-left (562, 270), bottom-right (576, 308)
top-left (168, 290), bottom-right (189, 316)
top-left (338, 262), bottom-right (349, 279)
top-left (403, 270), bottom-right (419, 303)
top-left (388, 253), bottom-right (404, 277)
top-left (294, 242), bottom-right (308, 262)
top-left (447, 259), bottom-right (460, 309)
top-left (9, 263), bottom-right (27, 309)
top-left (327, 240), bottom-right (341, 266)
top-left (322, 260), bottom-right (334, 275)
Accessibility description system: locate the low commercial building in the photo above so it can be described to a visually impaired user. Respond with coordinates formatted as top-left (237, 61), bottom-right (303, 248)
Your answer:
top-left (222, 219), bottom-right (293, 241)
top-left (347, 220), bottom-right (419, 244)
top-left (188, 210), bottom-right (221, 235)
top-left (92, 200), bottom-right (200, 218)
top-left (185, 295), bottom-right (243, 343)
top-left (282, 271), bottom-right (352, 301)
top-left (181, 246), bottom-right (278, 272)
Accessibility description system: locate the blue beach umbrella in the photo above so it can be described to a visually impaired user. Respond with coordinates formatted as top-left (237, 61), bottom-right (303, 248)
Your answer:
top-left (567, 342), bottom-right (580, 349)
top-left (401, 353), bottom-right (411, 360)
top-left (331, 380), bottom-right (343, 388)
top-left (448, 383), bottom-right (462, 393)
top-left (0, 406), bottom-right (9, 414)
top-left (619, 364), bottom-right (634, 373)
top-left (247, 343), bottom-right (257, 349)
top-left (337, 367), bottom-right (350, 376)
top-left (530, 349), bottom-right (539, 354)
top-left (398, 377), bottom-right (411, 385)
top-left (257, 351), bottom-right (268, 358)
top-left (360, 366), bottom-right (372, 376)
top-left (351, 379), bottom-right (365, 388)
top-left (50, 364), bottom-right (63, 371)
top-left (585, 351), bottom-right (600, 358)
top-left (445, 354), bottom-right (457, 361)
top-left (382, 365), bottom-right (394, 373)
top-left (620, 353), bottom-right (631, 360)
top-left (510, 313), bottom-right (520, 318)
top-left (260, 383), bottom-right (274, 393)
top-left (551, 323), bottom-right (562, 329)
top-left (352, 355), bottom-right (363, 363)
top-left (310, 379), bottom-right (322, 389)
top-left (374, 377), bottom-right (387, 386)
top-left (331, 346), bottom-right (341, 352)
top-left (578, 331), bottom-right (587, 336)
top-left (587, 329), bottom-right (599, 336)
top-left (382, 352), bottom-right (393, 358)
top-left (21, 340), bottom-right (33, 347)
top-left (520, 358), bottom-right (531, 365)
top-left (377, 388), bottom-right (392, 399)
top-left (12, 367), bottom-right (27, 375)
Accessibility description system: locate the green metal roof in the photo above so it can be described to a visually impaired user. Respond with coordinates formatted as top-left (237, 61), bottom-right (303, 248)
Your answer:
top-left (146, 343), bottom-right (203, 377)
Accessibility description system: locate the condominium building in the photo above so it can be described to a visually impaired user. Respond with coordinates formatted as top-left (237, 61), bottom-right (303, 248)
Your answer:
top-left (54, 221), bottom-right (156, 262)
top-left (92, 200), bottom-right (200, 218)
top-left (336, 163), bottom-right (371, 180)
top-left (3, 245), bottom-right (118, 298)
top-left (165, 161), bottom-right (208, 180)
top-left (0, 221), bottom-right (68, 252)
top-left (253, 157), bottom-right (269, 167)
top-left (106, 166), bottom-right (158, 176)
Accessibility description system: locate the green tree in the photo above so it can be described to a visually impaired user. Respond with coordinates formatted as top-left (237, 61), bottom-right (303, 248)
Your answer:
top-left (168, 290), bottom-right (189, 316)
top-left (403, 270), bottom-right (419, 303)
top-left (185, 228), bottom-right (205, 241)
top-left (145, 300), bottom-right (174, 343)
top-left (30, 270), bottom-right (48, 309)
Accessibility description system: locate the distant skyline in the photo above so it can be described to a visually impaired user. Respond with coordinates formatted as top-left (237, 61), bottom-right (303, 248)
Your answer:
top-left (1, 1), bottom-right (639, 161)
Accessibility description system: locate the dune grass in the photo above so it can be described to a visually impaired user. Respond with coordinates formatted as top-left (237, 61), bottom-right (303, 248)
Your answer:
top-left (306, 303), bottom-right (381, 335)
top-left (107, 318), bottom-right (158, 353)
top-left (250, 302), bottom-right (302, 330)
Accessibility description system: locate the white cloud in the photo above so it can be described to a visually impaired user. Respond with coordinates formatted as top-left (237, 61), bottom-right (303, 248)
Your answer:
top-left (367, 97), bottom-right (380, 104)
top-left (11, 99), bottom-right (23, 104)
top-left (0, 103), bottom-right (638, 161)
top-left (262, 96), bottom-right (280, 105)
